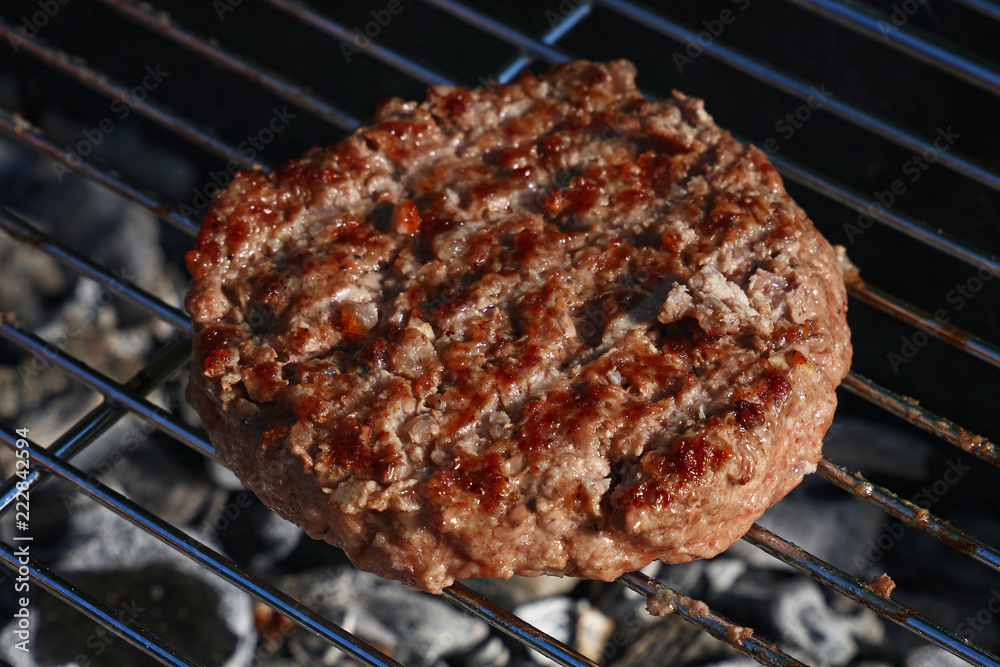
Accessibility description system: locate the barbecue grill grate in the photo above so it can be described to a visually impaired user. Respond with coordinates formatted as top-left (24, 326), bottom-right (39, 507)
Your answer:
top-left (0, 1), bottom-right (998, 665)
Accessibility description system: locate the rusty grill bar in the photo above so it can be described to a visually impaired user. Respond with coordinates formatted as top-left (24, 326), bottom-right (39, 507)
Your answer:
top-left (0, 1), bottom-right (997, 665)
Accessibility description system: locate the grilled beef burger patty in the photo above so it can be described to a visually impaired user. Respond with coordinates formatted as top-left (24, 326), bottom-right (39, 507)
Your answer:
top-left (185, 60), bottom-right (852, 593)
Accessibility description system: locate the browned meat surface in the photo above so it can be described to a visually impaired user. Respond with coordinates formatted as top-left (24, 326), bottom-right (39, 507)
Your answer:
top-left (185, 60), bottom-right (852, 593)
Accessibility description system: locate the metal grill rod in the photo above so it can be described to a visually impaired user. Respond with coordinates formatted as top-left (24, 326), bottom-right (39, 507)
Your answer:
top-left (444, 583), bottom-right (599, 667)
top-left (533, 1), bottom-right (594, 46)
top-left (97, 0), bottom-right (361, 132)
top-left (421, 0), bottom-right (570, 64)
top-left (0, 321), bottom-right (211, 455)
top-left (817, 457), bottom-right (1000, 574)
top-left (493, 1), bottom-right (594, 86)
top-left (951, 0), bottom-right (1000, 22)
top-left (600, 0), bottom-right (1000, 194)
top-left (0, 16), bottom-right (257, 170)
top-left (743, 523), bottom-right (1000, 667)
top-left (765, 151), bottom-right (1000, 279)
top-left (260, 0), bottom-right (453, 87)
top-left (0, 206), bottom-right (189, 332)
top-left (841, 372), bottom-right (999, 467)
top-left (0, 428), bottom-right (406, 667)
top-left (786, 0), bottom-right (1000, 97)
top-left (846, 278), bottom-right (1000, 370)
top-left (0, 540), bottom-right (203, 667)
top-left (0, 336), bottom-right (190, 514)
top-left (256, 0), bottom-right (592, 104)
top-left (0, 109), bottom-right (198, 235)
top-left (617, 571), bottom-right (807, 666)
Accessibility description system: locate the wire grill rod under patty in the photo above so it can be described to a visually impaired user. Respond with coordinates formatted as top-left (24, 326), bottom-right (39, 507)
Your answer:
top-left (744, 524), bottom-right (1000, 667)
top-left (617, 571), bottom-right (807, 665)
top-left (0, 321), bottom-right (211, 455)
top-left (597, 0), bottom-right (1000, 194)
top-left (816, 457), bottom-right (1000, 574)
top-left (0, 206), bottom-right (189, 331)
top-left (97, 0), bottom-right (361, 132)
top-left (840, 372), bottom-right (999, 467)
top-left (0, 426), bottom-right (406, 667)
top-left (0, 108), bottom-right (198, 235)
top-left (951, 0), bottom-right (1000, 22)
top-left (0, 537), bottom-right (204, 667)
top-left (785, 0), bottom-right (1000, 97)
top-left (0, 17), bottom-right (256, 170)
